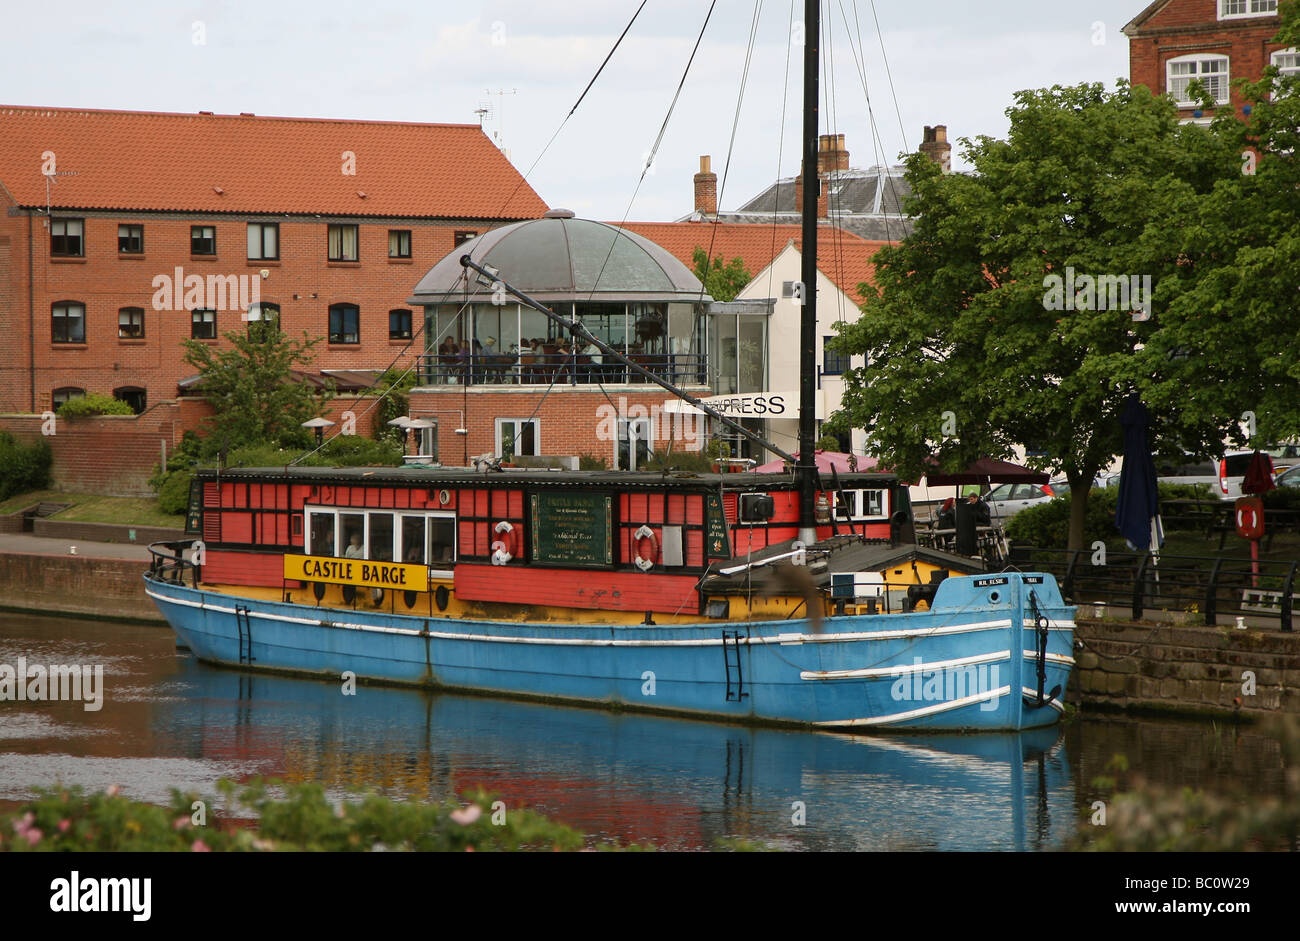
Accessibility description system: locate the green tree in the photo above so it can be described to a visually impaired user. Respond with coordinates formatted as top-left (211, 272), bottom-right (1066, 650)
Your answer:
top-left (692, 247), bottom-right (751, 302)
top-left (182, 320), bottom-right (333, 454)
top-left (828, 81), bottom-right (1246, 550)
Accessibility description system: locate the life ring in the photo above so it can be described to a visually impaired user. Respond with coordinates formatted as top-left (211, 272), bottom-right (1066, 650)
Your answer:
top-left (633, 525), bottom-right (658, 572)
top-left (491, 520), bottom-right (516, 565)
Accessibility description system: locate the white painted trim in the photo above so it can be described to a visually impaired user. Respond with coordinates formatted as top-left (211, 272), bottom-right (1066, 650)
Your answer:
top-left (1021, 650), bottom-right (1076, 666)
top-left (800, 649), bottom-right (1010, 681)
top-left (1021, 687), bottom-right (1066, 713)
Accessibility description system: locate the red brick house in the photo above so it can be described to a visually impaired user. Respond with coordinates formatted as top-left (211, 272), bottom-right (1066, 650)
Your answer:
top-left (1125, 0), bottom-right (1296, 121)
top-left (0, 106), bottom-right (548, 417)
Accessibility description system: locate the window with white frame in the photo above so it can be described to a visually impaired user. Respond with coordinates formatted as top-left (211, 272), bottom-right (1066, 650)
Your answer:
top-left (496, 419), bottom-right (539, 459)
top-left (833, 488), bottom-right (890, 522)
top-left (1167, 55), bottom-right (1230, 106)
top-left (305, 506), bottom-right (457, 574)
top-left (1219, 0), bottom-right (1277, 20)
top-left (1272, 48), bottom-right (1300, 95)
top-left (616, 417), bottom-right (654, 471)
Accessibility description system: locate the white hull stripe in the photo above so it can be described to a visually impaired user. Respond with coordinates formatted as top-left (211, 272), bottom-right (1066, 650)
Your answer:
top-left (815, 686), bottom-right (1014, 727)
top-left (145, 588), bottom-right (1043, 647)
top-left (1021, 651), bottom-right (1076, 666)
top-left (800, 650), bottom-right (1010, 681)
top-left (1021, 687), bottom-right (1066, 713)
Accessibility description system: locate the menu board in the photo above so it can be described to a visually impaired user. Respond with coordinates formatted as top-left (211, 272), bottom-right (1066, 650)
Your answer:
top-left (705, 492), bottom-right (731, 559)
top-left (530, 492), bottom-right (613, 567)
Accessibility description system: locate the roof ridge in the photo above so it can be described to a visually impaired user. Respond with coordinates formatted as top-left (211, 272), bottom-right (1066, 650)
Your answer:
top-left (0, 103), bottom-right (482, 130)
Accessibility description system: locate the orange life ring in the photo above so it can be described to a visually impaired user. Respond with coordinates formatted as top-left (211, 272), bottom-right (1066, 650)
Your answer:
top-left (491, 520), bottom-right (516, 565)
top-left (633, 525), bottom-right (658, 572)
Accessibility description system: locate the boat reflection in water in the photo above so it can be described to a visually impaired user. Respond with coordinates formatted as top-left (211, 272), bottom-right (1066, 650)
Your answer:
top-left (167, 656), bottom-right (1075, 851)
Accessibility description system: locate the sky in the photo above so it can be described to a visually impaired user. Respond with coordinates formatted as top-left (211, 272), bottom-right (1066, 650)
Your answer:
top-left (1, 0), bottom-right (1145, 222)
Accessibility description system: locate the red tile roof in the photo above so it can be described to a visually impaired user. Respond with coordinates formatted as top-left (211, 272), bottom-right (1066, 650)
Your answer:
top-left (0, 105), bottom-right (548, 219)
top-left (619, 220), bottom-right (888, 306)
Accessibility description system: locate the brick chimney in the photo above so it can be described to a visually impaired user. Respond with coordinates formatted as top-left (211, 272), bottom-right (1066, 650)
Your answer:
top-left (920, 125), bottom-right (951, 172)
top-left (693, 155), bottom-right (717, 215)
top-left (818, 133), bottom-right (849, 173)
top-left (793, 163), bottom-right (830, 219)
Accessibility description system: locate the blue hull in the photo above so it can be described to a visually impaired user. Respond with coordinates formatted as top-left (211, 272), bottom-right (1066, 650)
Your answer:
top-left (144, 571), bottom-right (1074, 731)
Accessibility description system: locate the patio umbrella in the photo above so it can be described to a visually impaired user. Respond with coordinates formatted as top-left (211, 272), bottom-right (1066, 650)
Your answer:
top-left (1114, 395), bottom-right (1164, 552)
top-left (924, 457), bottom-right (1049, 486)
top-left (752, 451), bottom-right (879, 474)
top-left (1242, 449), bottom-right (1276, 495)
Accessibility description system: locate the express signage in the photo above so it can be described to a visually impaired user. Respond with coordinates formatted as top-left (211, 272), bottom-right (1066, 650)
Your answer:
top-left (283, 553), bottom-right (429, 589)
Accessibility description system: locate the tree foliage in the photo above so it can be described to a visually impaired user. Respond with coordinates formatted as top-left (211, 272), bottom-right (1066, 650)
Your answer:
top-left (692, 247), bottom-right (751, 302)
top-left (827, 80), bottom-right (1260, 549)
top-left (182, 320), bottom-right (333, 452)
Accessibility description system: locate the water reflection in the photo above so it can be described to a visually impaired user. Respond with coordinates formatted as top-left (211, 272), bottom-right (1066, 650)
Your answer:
top-left (0, 613), bottom-right (1288, 851)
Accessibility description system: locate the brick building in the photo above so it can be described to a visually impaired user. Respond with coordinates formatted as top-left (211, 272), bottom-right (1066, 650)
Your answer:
top-left (0, 106), bottom-right (548, 417)
top-left (1125, 0), bottom-right (1295, 121)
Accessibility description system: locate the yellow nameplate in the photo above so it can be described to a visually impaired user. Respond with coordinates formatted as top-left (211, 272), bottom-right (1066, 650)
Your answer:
top-left (283, 554), bottom-right (428, 590)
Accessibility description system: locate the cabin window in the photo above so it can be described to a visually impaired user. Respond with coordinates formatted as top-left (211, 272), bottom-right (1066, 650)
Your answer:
top-left (368, 513), bottom-right (395, 562)
top-left (309, 506), bottom-right (456, 572)
top-left (834, 488), bottom-right (889, 521)
top-left (400, 516), bottom-right (425, 563)
top-left (308, 511), bottom-right (337, 556)
top-left (340, 513), bottom-right (366, 558)
top-left (428, 516), bottom-right (456, 568)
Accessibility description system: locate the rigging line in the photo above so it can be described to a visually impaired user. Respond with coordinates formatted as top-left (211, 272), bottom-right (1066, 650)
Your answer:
top-left (821, 10), bottom-right (849, 329)
top-left (288, 286), bottom-right (484, 465)
top-left (764, 0), bottom-right (797, 307)
top-left (584, 0), bottom-right (718, 308)
top-left (487, 0), bottom-right (651, 227)
top-left (696, 0), bottom-right (764, 308)
top-left (839, 0), bottom-right (899, 245)
top-left (867, 0), bottom-right (910, 157)
top-left (848, 0), bottom-right (906, 243)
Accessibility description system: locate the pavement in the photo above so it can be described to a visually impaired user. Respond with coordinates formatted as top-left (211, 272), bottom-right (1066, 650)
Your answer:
top-left (0, 531), bottom-right (154, 561)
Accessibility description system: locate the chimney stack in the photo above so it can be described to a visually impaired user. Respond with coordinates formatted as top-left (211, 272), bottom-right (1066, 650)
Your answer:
top-left (920, 125), bottom-right (951, 173)
top-left (693, 155), bottom-right (718, 215)
top-left (817, 133), bottom-right (849, 173)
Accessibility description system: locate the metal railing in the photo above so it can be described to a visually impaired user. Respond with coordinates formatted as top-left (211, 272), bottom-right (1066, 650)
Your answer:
top-left (146, 539), bottom-right (201, 588)
top-left (1004, 546), bottom-right (1298, 631)
top-left (415, 352), bottom-right (708, 387)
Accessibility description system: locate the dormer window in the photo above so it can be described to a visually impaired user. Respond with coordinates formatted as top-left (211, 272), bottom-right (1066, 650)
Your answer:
top-left (1219, 0), bottom-right (1277, 19)
top-left (1167, 55), bottom-right (1230, 107)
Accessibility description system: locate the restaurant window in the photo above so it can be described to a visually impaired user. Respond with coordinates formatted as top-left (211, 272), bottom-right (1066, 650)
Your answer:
top-left (118, 224), bottom-right (144, 254)
top-left (118, 307), bottom-right (145, 339)
top-left (113, 386), bottom-right (147, 414)
top-left (247, 222), bottom-right (279, 260)
top-left (389, 308), bottom-right (413, 340)
top-left (52, 301), bottom-right (85, 343)
top-left (329, 303), bottom-right (360, 344)
top-left (328, 224), bottom-right (359, 262)
top-left (51, 219), bottom-right (84, 257)
top-left (388, 229), bottom-right (411, 258)
top-left (496, 419), bottom-right (539, 459)
top-left (191, 308), bottom-right (217, 339)
top-left (191, 225), bottom-right (217, 255)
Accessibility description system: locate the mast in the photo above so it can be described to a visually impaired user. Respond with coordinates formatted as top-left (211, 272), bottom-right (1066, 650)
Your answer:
top-left (797, 0), bottom-right (820, 543)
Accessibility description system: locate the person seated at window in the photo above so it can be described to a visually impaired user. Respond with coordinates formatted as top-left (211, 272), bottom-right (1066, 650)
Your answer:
top-left (404, 544), bottom-right (423, 564)
top-left (344, 533), bottom-right (364, 558)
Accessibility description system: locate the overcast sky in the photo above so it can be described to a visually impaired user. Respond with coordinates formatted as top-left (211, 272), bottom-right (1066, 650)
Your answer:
top-left (2, 0), bottom-right (1145, 222)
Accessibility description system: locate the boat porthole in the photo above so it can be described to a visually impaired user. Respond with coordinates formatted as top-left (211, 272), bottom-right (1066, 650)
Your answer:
top-left (439, 489), bottom-right (451, 506)
top-left (342, 585), bottom-right (356, 604)
top-left (312, 581), bottom-right (325, 601)
top-left (989, 591), bottom-right (1000, 604)
top-left (435, 585), bottom-right (450, 612)
top-left (404, 590), bottom-right (418, 609)
top-left (371, 587), bottom-right (384, 606)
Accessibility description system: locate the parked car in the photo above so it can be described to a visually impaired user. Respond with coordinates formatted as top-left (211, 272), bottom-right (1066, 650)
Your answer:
top-left (1276, 465), bottom-right (1300, 489)
top-left (1047, 474), bottom-right (1118, 498)
top-left (983, 482), bottom-right (1055, 520)
top-left (1155, 455), bottom-right (1223, 498)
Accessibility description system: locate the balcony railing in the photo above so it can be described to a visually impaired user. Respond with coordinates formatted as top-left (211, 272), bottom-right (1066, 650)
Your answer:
top-left (416, 351), bottom-right (708, 387)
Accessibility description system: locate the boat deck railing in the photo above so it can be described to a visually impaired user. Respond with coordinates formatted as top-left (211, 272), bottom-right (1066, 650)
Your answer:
top-left (147, 538), bottom-right (201, 588)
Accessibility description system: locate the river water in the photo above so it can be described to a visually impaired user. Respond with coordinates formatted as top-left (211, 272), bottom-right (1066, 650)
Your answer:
top-left (0, 612), bottom-right (1290, 851)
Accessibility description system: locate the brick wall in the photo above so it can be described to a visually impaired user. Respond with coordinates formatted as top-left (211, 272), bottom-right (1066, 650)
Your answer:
top-left (0, 207), bottom-right (516, 415)
top-left (409, 385), bottom-right (711, 466)
top-left (0, 552), bottom-right (162, 623)
top-left (1073, 617), bottom-right (1300, 717)
top-left (1128, 0), bottom-right (1288, 118)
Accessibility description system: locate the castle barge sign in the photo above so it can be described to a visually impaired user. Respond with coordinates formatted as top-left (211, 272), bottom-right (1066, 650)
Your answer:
top-left (530, 492), bottom-right (613, 567)
top-left (283, 554), bottom-right (428, 589)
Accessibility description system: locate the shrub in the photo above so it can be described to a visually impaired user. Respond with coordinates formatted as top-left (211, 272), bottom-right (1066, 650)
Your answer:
top-left (155, 470), bottom-right (194, 516)
top-left (0, 432), bottom-right (53, 501)
top-left (578, 453), bottom-right (610, 471)
top-left (55, 393), bottom-right (135, 418)
top-left (1263, 486), bottom-right (1300, 511)
top-left (1006, 486), bottom-right (1120, 548)
top-left (319, 435), bottom-right (402, 466)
